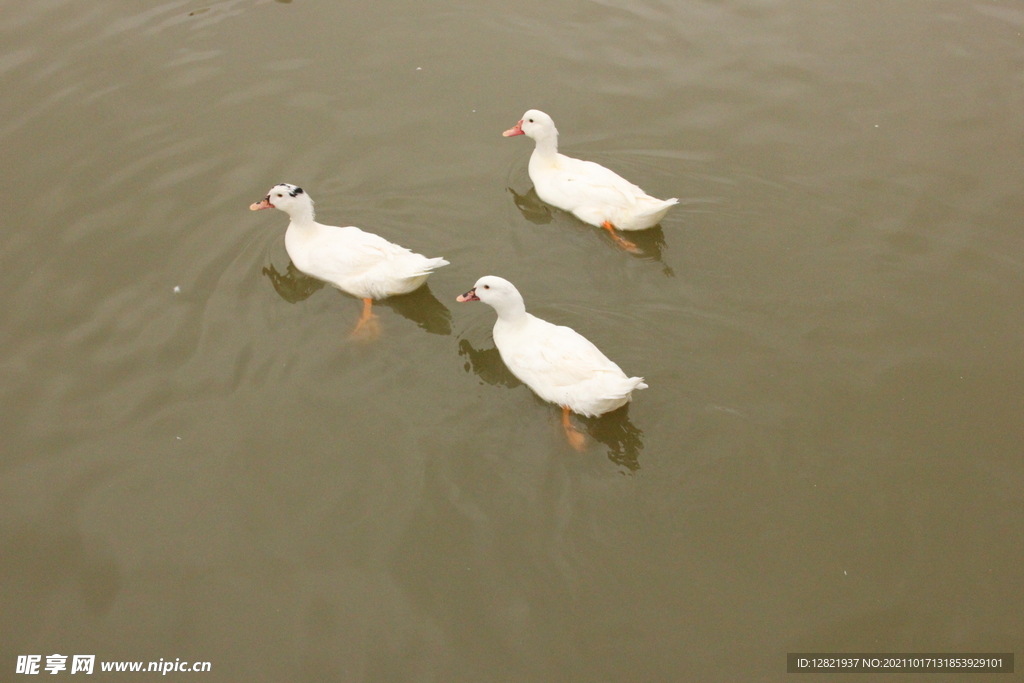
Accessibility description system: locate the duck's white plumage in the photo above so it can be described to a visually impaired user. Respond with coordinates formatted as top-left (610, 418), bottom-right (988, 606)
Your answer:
top-left (504, 109), bottom-right (678, 231)
top-left (250, 184), bottom-right (448, 299)
top-left (458, 276), bottom-right (647, 417)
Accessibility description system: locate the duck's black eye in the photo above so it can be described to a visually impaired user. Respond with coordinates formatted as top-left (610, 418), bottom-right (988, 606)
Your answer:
top-left (276, 193), bottom-right (283, 198)
top-left (483, 284), bottom-right (490, 289)
top-left (528, 118), bottom-right (534, 123)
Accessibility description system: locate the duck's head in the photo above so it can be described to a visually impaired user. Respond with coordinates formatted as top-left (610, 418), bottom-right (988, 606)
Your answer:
top-left (457, 276), bottom-right (526, 317)
top-left (249, 183), bottom-right (314, 218)
top-left (503, 109), bottom-right (557, 141)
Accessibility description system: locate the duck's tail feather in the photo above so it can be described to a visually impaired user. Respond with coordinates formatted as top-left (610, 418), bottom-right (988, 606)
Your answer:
top-left (599, 377), bottom-right (648, 400)
top-left (638, 198), bottom-right (678, 217)
top-left (413, 256), bottom-right (450, 275)
top-left (427, 256), bottom-right (450, 270)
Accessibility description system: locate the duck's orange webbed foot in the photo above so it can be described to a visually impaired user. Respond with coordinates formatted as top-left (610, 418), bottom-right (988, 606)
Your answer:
top-left (350, 298), bottom-right (381, 340)
top-left (562, 406), bottom-right (587, 452)
top-left (601, 221), bottom-right (641, 254)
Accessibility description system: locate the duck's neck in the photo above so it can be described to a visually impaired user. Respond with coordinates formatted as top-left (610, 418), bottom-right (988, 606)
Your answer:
top-left (284, 204), bottom-right (316, 231)
top-left (492, 297), bottom-right (528, 325)
top-left (530, 131), bottom-right (559, 164)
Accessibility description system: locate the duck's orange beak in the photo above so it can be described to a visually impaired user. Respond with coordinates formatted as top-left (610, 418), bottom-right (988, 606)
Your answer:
top-left (249, 196), bottom-right (274, 211)
top-left (456, 288), bottom-right (479, 302)
top-left (502, 120), bottom-right (525, 137)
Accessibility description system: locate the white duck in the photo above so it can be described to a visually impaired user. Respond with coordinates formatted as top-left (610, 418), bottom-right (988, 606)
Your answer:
top-left (503, 109), bottom-right (678, 253)
top-left (250, 184), bottom-right (449, 336)
top-left (457, 276), bottom-right (647, 450)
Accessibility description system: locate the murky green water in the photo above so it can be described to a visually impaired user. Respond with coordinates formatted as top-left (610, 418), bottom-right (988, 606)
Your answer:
top-left (2, 0), bottom-right (1021, 680)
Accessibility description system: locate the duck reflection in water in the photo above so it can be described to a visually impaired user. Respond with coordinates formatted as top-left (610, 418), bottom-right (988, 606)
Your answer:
top-left (507, 186), bottom-right (674, 277)
top-left (262, 261), bottom-right (452, 336)
top-left (507, 185), bottom-right (554, 225)
top-left (262, 262), bottom-right (325, 303)
top-left (458, 338), bottom-right (644, 471)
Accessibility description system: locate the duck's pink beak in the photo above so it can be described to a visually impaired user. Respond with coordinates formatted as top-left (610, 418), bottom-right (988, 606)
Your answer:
top-left (502, 120), bottom-right (525, 137)
top-left (456, 288), bottom-right (479, 302)
top-left (249, 196), bottom-right (274, 211)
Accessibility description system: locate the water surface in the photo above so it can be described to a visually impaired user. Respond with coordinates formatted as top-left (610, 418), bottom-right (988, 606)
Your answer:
top-left (1, 0), bottom-right (1022, 680)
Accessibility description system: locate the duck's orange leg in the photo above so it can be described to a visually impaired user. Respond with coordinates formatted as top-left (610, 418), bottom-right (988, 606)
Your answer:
top-left (602, 221), bottom-right (641, 254)
top-left (351, 297), bottom-right (381, 340)
top-left (562, 406), bottom-right (587, 451)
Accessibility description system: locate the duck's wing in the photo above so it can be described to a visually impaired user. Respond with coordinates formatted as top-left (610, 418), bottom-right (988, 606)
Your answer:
top-left (296, 226), bottom-right (388, 280)
top-left (503, 321), bottom-right (626, 390)
top-left (547, 155), bottom-right (651, 209)
top-left (569, 157), bottom-right (646, 195)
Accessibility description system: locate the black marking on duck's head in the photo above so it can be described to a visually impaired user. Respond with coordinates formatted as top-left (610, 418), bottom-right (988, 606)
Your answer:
top-left (271, 184), bottom-right (304, 198)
